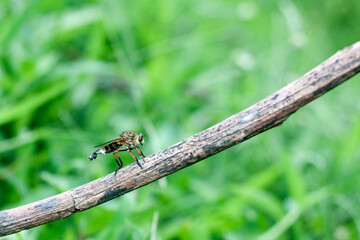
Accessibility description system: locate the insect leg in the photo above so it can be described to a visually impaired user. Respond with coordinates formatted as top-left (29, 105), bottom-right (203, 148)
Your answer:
top-left (128, 149), bottom-right (143, 169)
top-left (135, 146), bottom-right (145, 159)
top-left (113, 150), bottom-right (125, 176)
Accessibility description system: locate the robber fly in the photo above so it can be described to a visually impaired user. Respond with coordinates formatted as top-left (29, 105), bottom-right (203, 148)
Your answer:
top-left (89, 131), bottom-right (145, 176)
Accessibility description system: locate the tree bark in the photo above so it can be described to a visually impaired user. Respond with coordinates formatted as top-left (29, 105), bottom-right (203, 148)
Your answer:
top-left (1, 41), bottom-right (360, 237)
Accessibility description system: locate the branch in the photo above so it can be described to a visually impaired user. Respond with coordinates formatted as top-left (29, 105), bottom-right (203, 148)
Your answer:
top-left (1, 41), bottom-right (360, 236)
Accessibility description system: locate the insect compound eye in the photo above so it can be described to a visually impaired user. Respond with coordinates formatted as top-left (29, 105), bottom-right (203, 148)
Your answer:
top-left (139, 133), bottom-right (144, 142)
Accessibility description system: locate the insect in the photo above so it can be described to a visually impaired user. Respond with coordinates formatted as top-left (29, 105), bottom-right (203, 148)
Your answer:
top-left (89, 131), bottom-right (145, 176)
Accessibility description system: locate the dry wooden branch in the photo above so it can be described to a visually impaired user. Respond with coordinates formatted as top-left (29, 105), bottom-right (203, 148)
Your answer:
top-left (1, 41), bottom-right (360, 237)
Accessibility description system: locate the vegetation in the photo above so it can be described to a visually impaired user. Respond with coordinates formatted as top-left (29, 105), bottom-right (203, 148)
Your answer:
top-left (1, 0), bottom-right (360, 239)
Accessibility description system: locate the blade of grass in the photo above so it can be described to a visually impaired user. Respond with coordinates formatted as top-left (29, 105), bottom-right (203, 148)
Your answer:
top-left (0, 81), bottom-right (68, 126)
top-left (0, 128), bottom-right (53, 153)
top-left (280, 150), bottom-right (306, 204)
top-left (233, 185), bottom-right (284, 220)
top-left (0, 0), bottom-right (40, 53)
top-left (257, 187), bottom-right (331, 240)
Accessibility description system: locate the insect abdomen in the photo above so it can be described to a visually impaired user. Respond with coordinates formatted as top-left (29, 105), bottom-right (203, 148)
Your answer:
top-left (88, 152), bottom-right (97, 160)
top-left (89, 141), bottom-right (122, 161)
top-left (103, 142), bottom-right (121, 153)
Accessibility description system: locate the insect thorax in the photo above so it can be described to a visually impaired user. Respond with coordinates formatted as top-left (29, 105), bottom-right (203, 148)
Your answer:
top-left (121, 131), bottom-right (138, 148)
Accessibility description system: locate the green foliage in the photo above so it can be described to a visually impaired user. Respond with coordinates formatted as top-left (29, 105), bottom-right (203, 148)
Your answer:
top-left (1, 0), bottom-right (360, 239)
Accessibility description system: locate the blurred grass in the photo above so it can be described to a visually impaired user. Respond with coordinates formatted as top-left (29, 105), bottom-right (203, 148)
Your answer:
top-left (1, 0), bottom-right (360, 239)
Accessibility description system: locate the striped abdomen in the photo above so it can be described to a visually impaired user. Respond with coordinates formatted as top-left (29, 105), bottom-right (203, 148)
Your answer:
top-left (88, 141), bottom-right (122, 161)
top-left (102, 141), bottom-right (122, 153)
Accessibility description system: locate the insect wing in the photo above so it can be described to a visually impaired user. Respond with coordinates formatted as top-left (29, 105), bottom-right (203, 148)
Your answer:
top-left (94, 138), bottom-right (121, 148)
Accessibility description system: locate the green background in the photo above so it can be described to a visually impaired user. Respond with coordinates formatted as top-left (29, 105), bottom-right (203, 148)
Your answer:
top-left (1, 0), bottom-right (360, 239)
